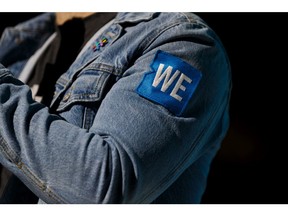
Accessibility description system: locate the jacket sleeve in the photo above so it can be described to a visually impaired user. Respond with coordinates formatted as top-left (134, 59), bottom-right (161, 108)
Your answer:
top-left (0, 22), bottom-right (231, 203)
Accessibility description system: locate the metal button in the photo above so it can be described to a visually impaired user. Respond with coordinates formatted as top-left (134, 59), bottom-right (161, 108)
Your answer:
top-left (62, 93), bottom-right (71, 102)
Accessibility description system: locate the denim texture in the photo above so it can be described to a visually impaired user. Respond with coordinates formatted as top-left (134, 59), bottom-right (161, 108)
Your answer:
top-left (0, 12), bottom-right (231, 203)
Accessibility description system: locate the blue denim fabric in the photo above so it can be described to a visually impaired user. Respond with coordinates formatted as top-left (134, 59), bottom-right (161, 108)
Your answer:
top-left (0, 13), bottom-right (55, 77)
top-left (0, 12), bottom-right (231, 203)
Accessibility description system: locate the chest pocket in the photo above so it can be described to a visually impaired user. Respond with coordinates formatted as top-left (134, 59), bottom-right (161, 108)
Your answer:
top-left (51, 69), bottom-right (113, 129)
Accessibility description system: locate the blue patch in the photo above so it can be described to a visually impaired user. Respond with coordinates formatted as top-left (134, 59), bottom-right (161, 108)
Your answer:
top-left (136, 50), bottom-right (202, 116)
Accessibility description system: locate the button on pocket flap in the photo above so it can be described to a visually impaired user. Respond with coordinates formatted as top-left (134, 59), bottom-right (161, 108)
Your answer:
top-left (56, 70), bottom-right (110, 112)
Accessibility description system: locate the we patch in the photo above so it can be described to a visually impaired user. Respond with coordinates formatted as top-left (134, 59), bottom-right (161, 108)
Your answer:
top-left (136, 50), bottom-right (202, 116)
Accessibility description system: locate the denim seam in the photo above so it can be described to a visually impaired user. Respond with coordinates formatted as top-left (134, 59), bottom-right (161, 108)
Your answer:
top-left (82, 107), bottom-right (89, 129)
top-left (85, 63), bottom-right (123, 76)
top-left (140, 16), bottom-right (204, 55)
top-left (56, 72), bottom-right (110, 112)
top-left (52, 65), bottom-right (119, 111)
top-left (140, 22), bottom-right (185, 54)
top-left (0, 136), bottom-right (20, 164)
top-left (19, 163), bottom-right (66, 203)
top-left (0, 135), bottom-right (66, 203)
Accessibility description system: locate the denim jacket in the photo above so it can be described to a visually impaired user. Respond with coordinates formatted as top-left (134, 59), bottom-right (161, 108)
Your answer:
top-left (0, 12), bottom-right (231, 203)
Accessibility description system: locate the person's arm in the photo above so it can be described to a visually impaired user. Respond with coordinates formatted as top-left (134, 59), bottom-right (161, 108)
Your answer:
top-left (0, 23), bottom-right (231, 203)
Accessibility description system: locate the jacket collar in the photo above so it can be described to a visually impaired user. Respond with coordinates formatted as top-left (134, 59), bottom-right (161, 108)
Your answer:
top-left (114, 12), bottom-right (157, 24)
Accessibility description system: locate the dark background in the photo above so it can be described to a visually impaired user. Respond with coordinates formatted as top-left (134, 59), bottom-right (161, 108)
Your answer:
top-left (0, 13), bottom-right (287, 204)
top-left (198, 13), bottom-right (287, 204)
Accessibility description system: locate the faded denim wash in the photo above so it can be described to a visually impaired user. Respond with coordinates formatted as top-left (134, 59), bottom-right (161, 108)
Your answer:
top-left (0, 12), bottom-right (231, 203)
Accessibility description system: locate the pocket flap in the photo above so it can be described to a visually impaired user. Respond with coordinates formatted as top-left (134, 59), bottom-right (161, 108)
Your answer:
top-left (55, 70), bottom-right (110, 112)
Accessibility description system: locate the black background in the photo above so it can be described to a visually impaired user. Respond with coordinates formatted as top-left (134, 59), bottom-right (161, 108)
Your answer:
top-left (0, 13), bottom-right (287, 204)
top-left (198, 13), bottom-right (287, 204)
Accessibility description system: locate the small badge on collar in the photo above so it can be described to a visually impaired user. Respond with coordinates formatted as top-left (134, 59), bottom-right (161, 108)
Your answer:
top-left (91, 37), bottom-right (108, 52)
top-left (136, 50), bottom-right (202, 116)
